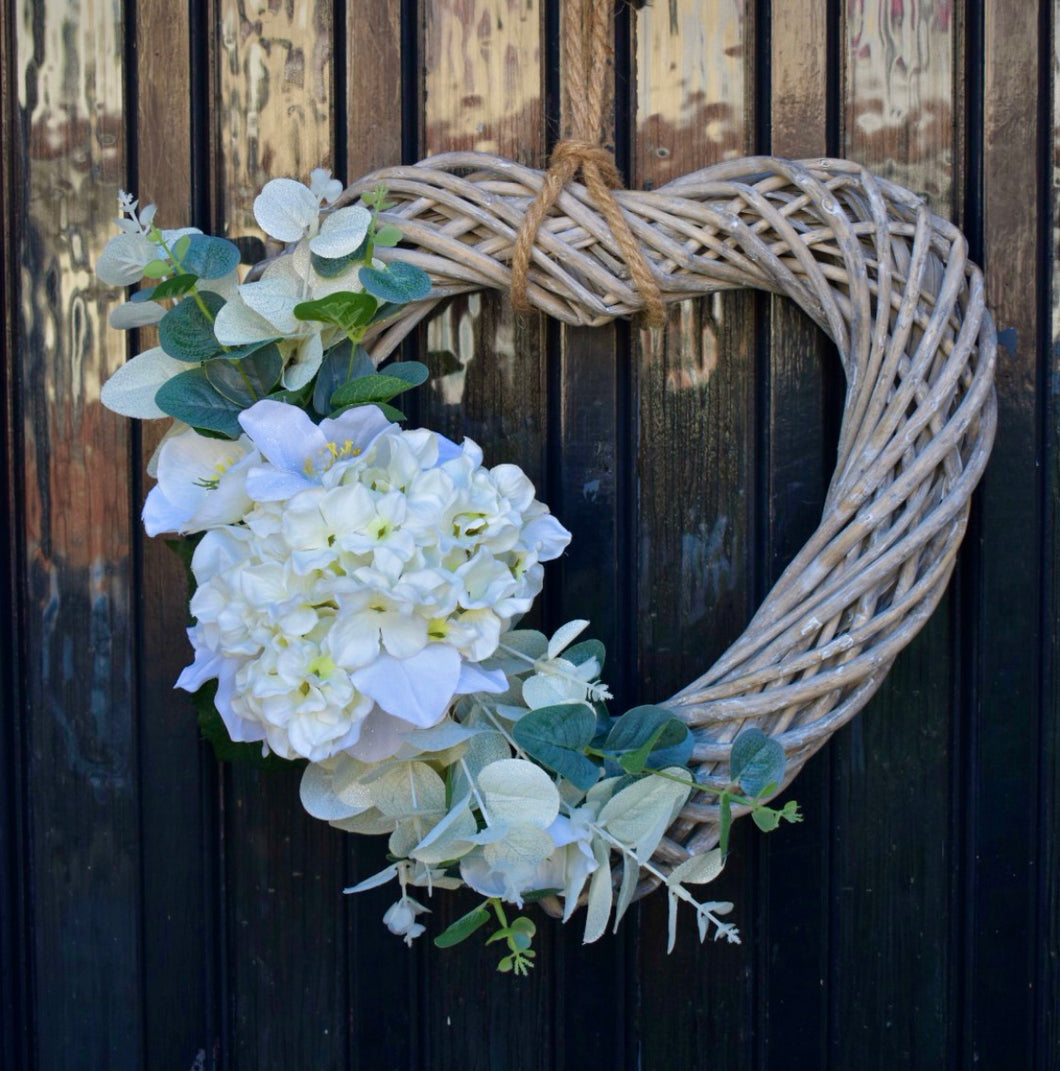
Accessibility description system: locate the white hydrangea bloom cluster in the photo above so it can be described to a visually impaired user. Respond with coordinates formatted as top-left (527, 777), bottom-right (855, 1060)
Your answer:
top-left (171, 399), bottom-right (571, 762)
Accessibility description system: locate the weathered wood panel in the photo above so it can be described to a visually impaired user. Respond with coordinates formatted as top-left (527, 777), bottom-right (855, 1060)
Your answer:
top-left (971, 1), bottom-right (1044, 1066)
top-left (832, 3), bottom-right (962, 1066)
top-left (631, 3), bottom-right (758, 1066)
top-left (13, 1), bottom-right (142, 1068)
top-left (758, 5), bottom-right (833, 1066)
top-left (2, 2), bottom-right (1057, 1069)
top-left (417, 4), bottom-right (555, 1065)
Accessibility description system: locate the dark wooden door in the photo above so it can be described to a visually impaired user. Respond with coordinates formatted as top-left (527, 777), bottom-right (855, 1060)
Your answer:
top-left (2, 1), bottom-right (1057, 1068)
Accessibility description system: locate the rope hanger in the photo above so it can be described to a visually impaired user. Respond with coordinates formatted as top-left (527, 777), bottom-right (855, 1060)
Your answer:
top-left (509, 0), bottom-right (667, 327)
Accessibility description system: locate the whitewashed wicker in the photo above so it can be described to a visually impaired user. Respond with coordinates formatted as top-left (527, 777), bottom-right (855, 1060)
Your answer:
top-left (340, 151), bottom-right (997, 895)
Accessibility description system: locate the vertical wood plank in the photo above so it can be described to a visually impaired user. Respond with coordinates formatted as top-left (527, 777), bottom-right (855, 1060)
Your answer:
top-left (969, 0), bottom-right (1044, 1066)
top-left (343, 7), bottom-right (420, 1069)
top-left (417, 3), bottom-right (553, 1065)
top-left (1045, 11), bottom-right (1060, 1068)
top-left (759, 5), bottom-right (833, 1068)
top-left (133, 4), bottom-right (221, 1066)
top-left (0, 0), bottom-right (28, 1067)
top-left (631, 2), bottom-right (758, 1068)
top-left (832, 3), bottom-right (962, 1066)
top-left (548, 3), bottom-right (637, 1064)
top-left (209, 4), bottom-right (349, 1068)
top-left (14, 1), bottom-right (143, 1067)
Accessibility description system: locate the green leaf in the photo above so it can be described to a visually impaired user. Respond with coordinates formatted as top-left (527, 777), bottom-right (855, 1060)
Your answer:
top-left (751, 807), bottom-right (782, 833)
top-left (377, 360), bottom-right (429, 388)
top-left (155, 366), bottom-right (244, 438)
top-left (149, 273), bottom-right (199, 300)
top-left (313, 341), bottom-right (370, 414)
top-left (331, 373), bottom-right (419, 408)
top-left (180, 234), bottom-right (241, 279)
top-left (172, 234), bottom-right (192, 260)
top-left (604, 705), bottom-right (693, 774)
top-left (359, 261), bottom-right (432, 304)
top-left (204, 345), bottom-right (283, 407)
top-left (729, 728), bottom-right (785, 797)
top-left (294, 290), bottom-right (378, 334)
top-left (433, 904), bottom-right (492, 948)
top-left (142, 258), bottom-right (169, 279)
top-left (718, 794), bottom-right (733, 857)
top-left (563, 638), bottom-right (606, 674)
top-left (158, 291), bottom-right (226, 362)
top-left (373, 223), bottom-right (403, 247)
top-left (511, 703), bottom-right (600, 791)
top-left (310, 249), bottom-right (361, 279)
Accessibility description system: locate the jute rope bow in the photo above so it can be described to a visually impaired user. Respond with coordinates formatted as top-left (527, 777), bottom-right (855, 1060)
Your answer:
top-left (509, 0), bottom-right (667, 327)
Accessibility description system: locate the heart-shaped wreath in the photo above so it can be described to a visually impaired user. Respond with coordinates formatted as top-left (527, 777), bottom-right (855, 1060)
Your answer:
top-left (95, 0), bottom-right (994, 972)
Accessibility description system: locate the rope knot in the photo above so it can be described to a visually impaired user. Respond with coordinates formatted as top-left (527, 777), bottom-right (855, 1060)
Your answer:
top-left (508, 0), bottom-right (666, 328)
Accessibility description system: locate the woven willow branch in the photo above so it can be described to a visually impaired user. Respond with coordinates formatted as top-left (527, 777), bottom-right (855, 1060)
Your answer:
top-left (341, 151), bottom-right (997, 900)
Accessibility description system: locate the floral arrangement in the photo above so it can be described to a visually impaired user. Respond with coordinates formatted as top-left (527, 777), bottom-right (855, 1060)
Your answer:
top-left (96, 169), bottom-right (799, 974)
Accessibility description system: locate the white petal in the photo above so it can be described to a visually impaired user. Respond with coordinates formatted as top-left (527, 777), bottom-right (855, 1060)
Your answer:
top-left (253, 178), bottom-right (319, 242)
top-left (309, 205), bottom-right (371, 258)
top-left (101, 347), bottom-right (187, 419)
top-left (454, 662), bottom-right (508, 695)
top-left (350, 646), bottom-right (461, 725)
top-left (239, 399), bottom-right (326, 472)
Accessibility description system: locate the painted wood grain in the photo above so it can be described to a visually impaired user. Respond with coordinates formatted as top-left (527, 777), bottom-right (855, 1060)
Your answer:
top-left (342, 6), bottom-right (422, 1068)
top-left (1045, 10), bottom-right (1060, 1067)
top-left (132, 4), bottom-right (223, 1067)
top-left (631, 3), bottom-right (758, 1068)
top-left (0, 1), bottom-right (28, 1068)
top-left (758, 5), bottom-right (833, 1067)
top-left (970, 0), bottom-right (1044, 1066)
top-left (14, 1), bottom-right (143, 1067)
top-left (831, 4), bottom-right (963, 1067)
top-left (208, 3), bottom-right (351, 1068)
top-left (418, 3), bottom-right (553, 1065)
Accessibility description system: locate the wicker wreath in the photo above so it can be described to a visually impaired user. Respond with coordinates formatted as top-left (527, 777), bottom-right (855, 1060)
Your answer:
top-left (337, 148), bottom-right (997, 900)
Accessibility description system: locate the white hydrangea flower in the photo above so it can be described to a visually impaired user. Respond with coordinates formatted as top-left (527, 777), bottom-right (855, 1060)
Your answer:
top-left (175, 399), bottom-right (570, 762)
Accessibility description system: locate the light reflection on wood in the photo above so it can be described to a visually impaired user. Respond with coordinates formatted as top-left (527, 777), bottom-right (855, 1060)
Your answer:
top-left (17, 0), bottom-right (129, 565)
top-left (635, 0), bottom-right (748, 187)
top-left (216, 0), bottom-right (334, 238)
top-left (845, 0), bottom-right (954, 209)
top-left (423, 0), bottom-right (543, 164)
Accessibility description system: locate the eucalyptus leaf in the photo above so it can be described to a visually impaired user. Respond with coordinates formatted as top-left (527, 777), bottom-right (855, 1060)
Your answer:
top-left (667, 848), bottom-right (724, 886)
top-left (377, 360), bottom-right (429, 388)
top-left (582, 839), bottom-right (614, 944)
top-left (373, 223), bottom-right (403, 247)
top-left (158, 291), bottom-right (226, 362)
top-left (751, 807), bottom-right (782, 833)
top-left (563, 638), bottom-right (606, 674)
top-left (729, 728), bottom-right (785, 797)
top-left (180, 234), bottom-right (241, 279)
top-left (312, 340), bottom-right (366, 414)
top-left (155, 366), bottom-right (243, 438)
top-left (293, 290), bottom-right (378, 334)
top-left (434, 904), bottom-right (492, 948)
top-left (331, 372), bottom-right (418, 407)
top-left (359, 261), bottom-right (432, 304)
top-left (204, 344), bottom-right (283, 407)
top-left (310, 249), bottom-right (360, 279)
top-left (511, 703), bottom-right (599, 791)
top-left (150, 273), bottom-right (199, 300)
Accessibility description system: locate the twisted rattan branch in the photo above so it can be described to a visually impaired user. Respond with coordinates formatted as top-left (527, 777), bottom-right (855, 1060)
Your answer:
top-left (339, 150), bottom-right (996, 901)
